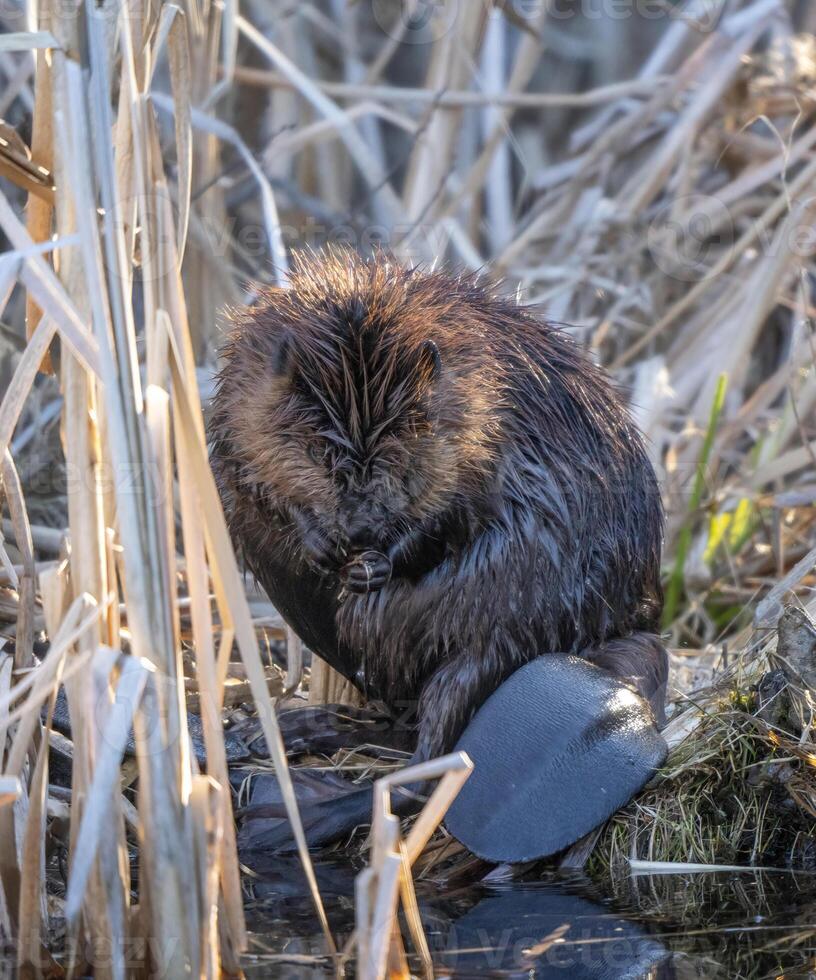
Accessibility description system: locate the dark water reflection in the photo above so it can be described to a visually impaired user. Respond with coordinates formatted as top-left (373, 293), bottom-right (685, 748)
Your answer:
top-left (242, 859), bottom-right (816, 978)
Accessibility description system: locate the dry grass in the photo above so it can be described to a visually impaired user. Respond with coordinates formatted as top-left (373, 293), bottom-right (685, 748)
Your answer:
top-left (592, 634), bottom-right (816, 877)
top-left (1, 0), bottom-right (816, 975)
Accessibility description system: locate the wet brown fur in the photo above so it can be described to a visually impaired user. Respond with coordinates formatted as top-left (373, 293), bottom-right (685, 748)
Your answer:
top-left (211, 250), bottom-right (668, 761)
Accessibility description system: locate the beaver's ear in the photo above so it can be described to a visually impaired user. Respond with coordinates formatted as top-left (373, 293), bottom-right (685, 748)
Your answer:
top-left (420, 339), bottom-right (442, 381)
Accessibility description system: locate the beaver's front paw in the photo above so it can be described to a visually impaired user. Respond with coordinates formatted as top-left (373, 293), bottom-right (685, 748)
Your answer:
top-left (341, 550), bottom-right (392, 594)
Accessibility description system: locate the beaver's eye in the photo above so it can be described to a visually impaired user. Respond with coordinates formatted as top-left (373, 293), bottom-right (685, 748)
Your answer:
top-left (307, 443), bottom-right (324, 464)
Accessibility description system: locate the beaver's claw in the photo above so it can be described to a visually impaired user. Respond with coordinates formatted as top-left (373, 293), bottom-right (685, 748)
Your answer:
top-left (341, 550), bottom-right (392, 594)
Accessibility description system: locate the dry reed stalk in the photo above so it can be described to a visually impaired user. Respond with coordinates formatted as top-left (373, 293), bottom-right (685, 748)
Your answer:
top-left (144, 89), bottom-right (330, 945)
top-left (400, 2), bottom-right (485, 238)
top-left (283, 624), bottom-right (303, 694)
top-left (183, 0), bottom-right (237, 362)
top-left (0, 777), bottom-right (20, 808)
top-left (355, 752), bottom-right (472, 979)
top-left (23, 0), bottom-right (54, 374)
top-left (165, 330), bottom-right (335, 951)
top-left (237, 13), bottom-right (404, 225)
top-left (1, 453), bottom-right (34, 670)
top-left (0, 194), bottom-right (100, 374)
top-left (231, 65), bottom-right (666, 108)
top-left (308, 654), bottom-right (362, 707)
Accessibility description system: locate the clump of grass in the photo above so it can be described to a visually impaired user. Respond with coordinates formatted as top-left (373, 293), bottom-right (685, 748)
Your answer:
top-left (591, 621), bottom-right (816, 876)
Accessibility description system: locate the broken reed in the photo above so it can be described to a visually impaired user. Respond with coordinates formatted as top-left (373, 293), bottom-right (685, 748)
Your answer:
top-left (354, 754), bottom-right (472, 980)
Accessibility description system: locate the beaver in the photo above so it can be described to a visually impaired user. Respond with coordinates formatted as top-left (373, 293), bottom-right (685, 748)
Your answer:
top-left (210, 250), bottom-right (667, 778)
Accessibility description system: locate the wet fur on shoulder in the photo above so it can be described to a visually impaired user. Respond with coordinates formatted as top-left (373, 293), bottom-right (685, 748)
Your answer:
top-left (211, 249), bottom-right (666, 760)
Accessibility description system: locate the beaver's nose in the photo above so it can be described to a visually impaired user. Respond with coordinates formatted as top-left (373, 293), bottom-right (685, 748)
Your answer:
top-left (344, 514), bottom-right (374, 550)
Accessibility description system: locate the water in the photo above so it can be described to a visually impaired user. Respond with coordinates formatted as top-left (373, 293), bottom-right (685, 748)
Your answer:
top-left (241, 859), bottom-right (816, 978)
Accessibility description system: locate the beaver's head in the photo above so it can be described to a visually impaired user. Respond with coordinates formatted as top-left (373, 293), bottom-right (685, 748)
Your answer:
top-left (215, 251), bottom-right (500, 582)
